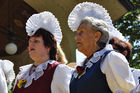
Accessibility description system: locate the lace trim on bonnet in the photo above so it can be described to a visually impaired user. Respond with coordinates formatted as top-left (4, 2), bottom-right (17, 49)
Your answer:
top-left (26, 11), bottom-right (62, 45)
top-left (68, 2), bottom-right (126, 41)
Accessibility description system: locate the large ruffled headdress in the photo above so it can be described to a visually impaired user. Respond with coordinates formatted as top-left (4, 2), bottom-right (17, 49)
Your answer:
top-left (26, 11), bottom-right (62, 45)
top-left (68, 2), bottom-right (126, 41)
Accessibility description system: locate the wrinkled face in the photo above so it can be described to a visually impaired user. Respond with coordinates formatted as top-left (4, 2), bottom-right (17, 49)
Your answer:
top-left (75, 22), bottom-right (101, 57)
top-left (28, 36), bottom-right (50, 61)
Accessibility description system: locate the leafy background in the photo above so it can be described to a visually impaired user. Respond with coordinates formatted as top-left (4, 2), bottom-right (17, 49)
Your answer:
top-left (114, 0), bottom-right (140, 68)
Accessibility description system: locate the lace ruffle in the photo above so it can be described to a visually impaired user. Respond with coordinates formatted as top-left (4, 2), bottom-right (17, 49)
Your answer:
top-left (16, 60), bottom-right (55, 88)
top-left (68, 2), bottom-right (126, 41)
top-left (26, 11), bottom-right (62, 45)
top-left (73, 44), bottom-right (113, 78)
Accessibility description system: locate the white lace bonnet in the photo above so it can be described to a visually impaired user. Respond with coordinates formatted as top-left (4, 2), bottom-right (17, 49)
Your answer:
top-left (68, 2), bottom-right (126, 41)
top-left (26, 11), bottom-right (62, 45)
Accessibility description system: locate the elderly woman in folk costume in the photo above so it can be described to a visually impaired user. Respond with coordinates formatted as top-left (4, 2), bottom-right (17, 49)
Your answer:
top-left (0, 60), bottom-right (15, 93)
top-left (68, 2), bottom-right (135, 93)
top-left (13, 11), bottom-right (73, 93)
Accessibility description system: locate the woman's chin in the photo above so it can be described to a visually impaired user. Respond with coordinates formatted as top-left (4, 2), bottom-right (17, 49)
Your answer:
top-left (29, 54), bottom-right (37, 61)
top-left (77, 48), bottom-right (83, 53)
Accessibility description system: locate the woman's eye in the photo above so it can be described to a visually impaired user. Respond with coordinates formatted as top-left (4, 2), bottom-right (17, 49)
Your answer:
top-left (34, 40), bottom-right (40, 43)
top-left (29, 40), bottom-right (40, 44)
top-left (76, 30), bottom-right (83, 36)
top-left (78, 31), bottom-right (83, 36)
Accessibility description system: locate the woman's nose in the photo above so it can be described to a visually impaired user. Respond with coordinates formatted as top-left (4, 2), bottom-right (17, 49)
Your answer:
top-left (74, 33), bottom-right (80, 41)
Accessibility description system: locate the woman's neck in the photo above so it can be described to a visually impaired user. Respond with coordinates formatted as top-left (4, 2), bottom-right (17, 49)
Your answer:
top-left (86, 46), bottom-right (101, 58)
top-left (34, 56), bottom-right (50, 66)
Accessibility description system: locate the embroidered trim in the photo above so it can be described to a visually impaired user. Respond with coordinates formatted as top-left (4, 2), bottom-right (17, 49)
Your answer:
top-left (16, 60), bottom-right (55, 88)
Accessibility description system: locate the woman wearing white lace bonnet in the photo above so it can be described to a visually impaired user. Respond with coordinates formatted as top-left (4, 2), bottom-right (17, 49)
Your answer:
top-left (68, 2), bottom-right (135, 93)
top-left (0, 60), bottom-right (15, 93)
top-left (13, 11), bottom-right (73, 93)
top-left (68, 2), bottom-right (126, 42)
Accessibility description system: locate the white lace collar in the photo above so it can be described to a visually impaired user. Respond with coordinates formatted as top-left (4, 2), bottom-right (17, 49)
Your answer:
top-left (17, 60), bottom-right (55, 88)
top-left (85, 44), bottom-right (113, 68)
top-left (73, 44), bottom-right (113, 78)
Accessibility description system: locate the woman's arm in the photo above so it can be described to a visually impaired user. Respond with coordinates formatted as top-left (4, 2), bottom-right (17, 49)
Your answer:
top-left (51, 64), bottom-right (73, 93)
top-left (101, 51), bottom-right (136, 93)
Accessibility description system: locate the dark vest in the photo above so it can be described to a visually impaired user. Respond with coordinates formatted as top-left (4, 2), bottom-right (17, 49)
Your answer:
top-left (70, 51), bottom-right (112, 93)
top-left (13, 62), bottom-right (59, 93)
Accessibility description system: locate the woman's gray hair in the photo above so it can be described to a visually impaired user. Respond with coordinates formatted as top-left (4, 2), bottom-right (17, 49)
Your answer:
top-left (81, 17), bottom-right (109, 48)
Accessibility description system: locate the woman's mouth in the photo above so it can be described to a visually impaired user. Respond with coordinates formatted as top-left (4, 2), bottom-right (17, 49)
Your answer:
top-left (30, 48), bottom-right (35, 52)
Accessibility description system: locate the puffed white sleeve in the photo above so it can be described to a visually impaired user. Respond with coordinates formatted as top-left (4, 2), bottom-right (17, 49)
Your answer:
top-left (101, 51), bottom-right (136, 93)
top-left (51, 64), bottom-right (73, 93)
top-left (0, 69), bottom-right (8, 93)
top-left (0, 60), bottom-right (15, 90)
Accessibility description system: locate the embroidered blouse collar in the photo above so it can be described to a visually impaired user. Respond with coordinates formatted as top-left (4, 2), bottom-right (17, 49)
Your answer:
top-left (19, 60), bottom-right (55, 71)
top-left (87, 44), bottom-right (113, 64)
top-left (17, 60), bottom-right (56, 88)
top-left (33, 60), bottom-right (55, 72)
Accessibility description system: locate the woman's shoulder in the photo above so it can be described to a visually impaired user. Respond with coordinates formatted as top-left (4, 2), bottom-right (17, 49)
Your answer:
top-left (102, 51), bottom-right (129, 68)
top-left (54, 63), bottom-right (74, 75)
top-left (17, 64), bottom-right (32, 75)
top-left (0, 59), bottom-right (14, 74)
top-left (58, 63), bottom-right (74, 70)
top-left (0, 59), bottom-right (14, 66)
top-left (19, 64), bottom-right (32, 71)
top-left (107, 51), bottom-right (128, 62)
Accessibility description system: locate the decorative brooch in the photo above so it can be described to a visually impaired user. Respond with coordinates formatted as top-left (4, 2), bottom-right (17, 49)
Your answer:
top-left (73, 66), bottom-right (86, 79)
top-left (17, 80), bottom-right (27, 88)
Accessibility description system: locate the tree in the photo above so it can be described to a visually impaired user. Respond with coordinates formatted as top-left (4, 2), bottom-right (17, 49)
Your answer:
top-left (113, 0), bottom-right (140, 68)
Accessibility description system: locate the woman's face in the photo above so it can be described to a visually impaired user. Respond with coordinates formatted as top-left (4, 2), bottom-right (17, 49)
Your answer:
top-left (75, 22), bottom-right (101, 57)
top-left (28, 36), bottom-right (50, 61)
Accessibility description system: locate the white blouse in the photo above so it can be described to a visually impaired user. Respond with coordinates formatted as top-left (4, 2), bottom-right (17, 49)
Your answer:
top-left (0, 68), bottom-right (8, 93)
top-left (131, 68), bottom-right (140, 86)
top-left (0, 60), bottom-right (15, 90)
top-left (15, 60), bottom-right (73, 93)
top-left (93, 44), bottom-right (135, 93)
top-left (130, 68), bottom-right (140, 93)
top-left (78, 44), bottom-right (136, 93)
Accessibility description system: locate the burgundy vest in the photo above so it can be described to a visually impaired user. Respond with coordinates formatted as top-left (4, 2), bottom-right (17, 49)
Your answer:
top-left (13, 62), bottom-right (59, 93)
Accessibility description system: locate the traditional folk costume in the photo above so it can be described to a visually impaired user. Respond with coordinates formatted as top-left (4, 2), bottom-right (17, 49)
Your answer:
top-left (13, 60), bottom-right (72, 93)
top-left (13, 11), bottom-right (73, 93)
top-left (68, 2), bottom-right (135, 93)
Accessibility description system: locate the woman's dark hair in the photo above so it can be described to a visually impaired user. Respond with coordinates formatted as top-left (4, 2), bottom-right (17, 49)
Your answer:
top-left (28, 28), bottom-right (57, 60)
top-left (109, 37), bottom-right (132, 62)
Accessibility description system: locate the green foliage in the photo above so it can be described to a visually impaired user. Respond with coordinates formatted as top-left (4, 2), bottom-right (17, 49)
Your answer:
top-left (114, 0), bottom-right (140, 68)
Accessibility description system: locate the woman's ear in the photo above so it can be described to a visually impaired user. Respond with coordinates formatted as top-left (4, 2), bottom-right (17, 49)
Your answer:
top-left (95, 31), bottom-right (101, 42)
